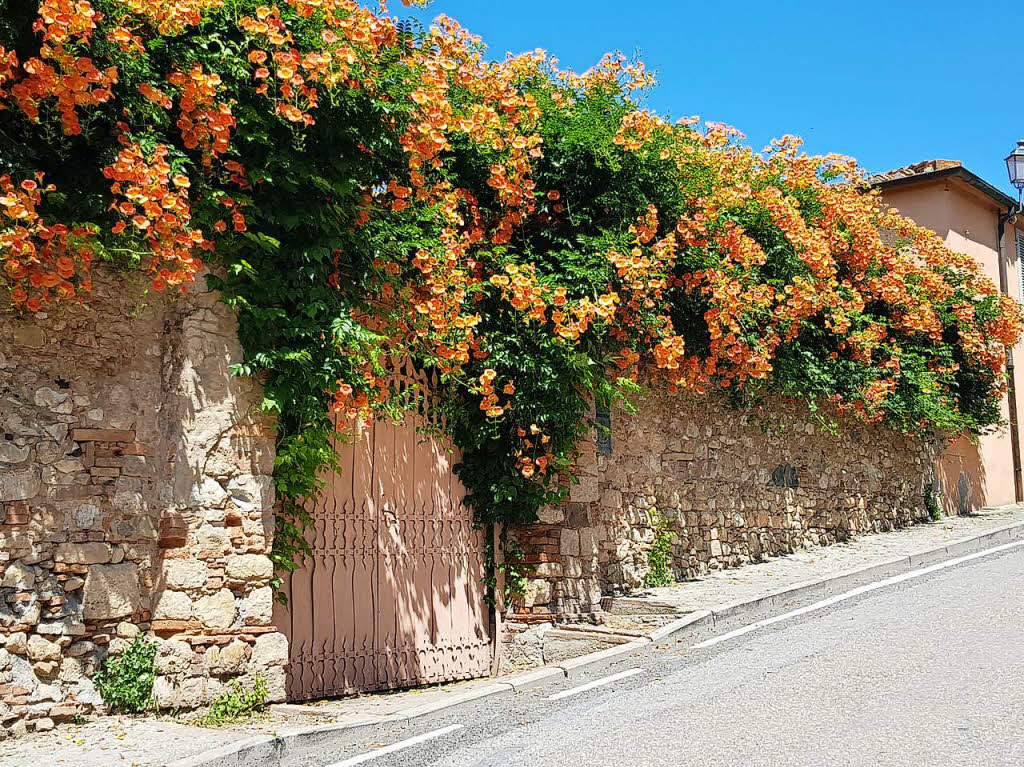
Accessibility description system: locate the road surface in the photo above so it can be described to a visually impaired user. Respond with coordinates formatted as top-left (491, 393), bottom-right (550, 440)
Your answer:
top-left (309, 544), bottom-right (1024, 767)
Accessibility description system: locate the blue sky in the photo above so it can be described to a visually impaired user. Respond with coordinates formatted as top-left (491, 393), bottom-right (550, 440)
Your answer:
top-left (405, 0), bottom-right (1024, 196)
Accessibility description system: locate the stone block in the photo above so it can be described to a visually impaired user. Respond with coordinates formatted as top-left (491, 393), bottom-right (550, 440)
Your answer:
top-left (0, 470), bottom-right (40, 502)
top-left (34, 387), bottom-right (71, 413)
top-left (26, 635), bottom-right (60, 662)
top-left (239, 586), bottom-right (273, 626)
top-left (153, 589), bottom-right (193, 621)
top-left (152, 676), bottom-right (206, 710)
top-left (5, 633), bottom-right (27, 655)
top-left (225, 554), bottom-right (273, 583)
top-left (55, 542), bottom-right (112, 565)
top-left (154, 639), bottom-right (193, 676)
top-left (2, 563), bottom-right (36, 590)
top-left (82, 563), bottom-right (141, 620)
top-left (261, 665), bottom-right (287, 703)
top-left (535, 507), bottom-right (565, 524)
top-left (162, 559), bottom-right (207, 590)
top-left (36, 618), bottom-right (85, 636)
top-left (522, 578), bottom-right (552, 609)
top-left (72, 503), bottom-right (102, 529)
top-left (206, 639), bottom-right (248, 675)
top-left (250, 632), bottom-right (289, 669)
top-left (0, 444), bottom-right (31, 465)
top-left (559, 528), bottom-right (580, 557)
top-left (226, 474), bottom-right (273, 512)
top-left (196, 589), bottom-right (236, 629)
top-left (191, 478), bottom-right (227, 507)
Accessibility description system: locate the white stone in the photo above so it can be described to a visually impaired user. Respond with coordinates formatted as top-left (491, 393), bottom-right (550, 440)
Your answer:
top-left (36, 618), bottom-right (85, 636)
top-left (72, 503), bottom-right (102, 529)
top-left (116, 621), bottom-right (140, 639)
top-left (154, 639), bottom-right (193, 676)
top-left (34, 387), bottom-right (72, 413)
top-left (58, 657), bottom-right (85, 683)
top-left (82, 563), bottom-right (141, 620)
top-left (196, 589), bottom-right (236, 629)
top-left (261, 665), bottom-right (287, 703)
top-left (65, 640), bottom-right (96, 658)
top-left (153, 589), bottom-right (193, 621)
top-left (206, 639), bottom-right (248, 675)
top-left (0, 443), bottom-right (30, 464)
top-left (225, 554), bottom-right (272, 583)
top-left (249, 632), bottom-right (289, 669)
top-left (191, 478), bottom-right (227, 507)
top-left (162, 559), bottom-right (207, 590)
top-left (26, 635), bottom-right (60, 662)
top-left (2, 562), bottom-right (36, 589)
top-left (152, 676), bottom-right (205, 709)
top-left (239, 586), bottom-right (273, 626)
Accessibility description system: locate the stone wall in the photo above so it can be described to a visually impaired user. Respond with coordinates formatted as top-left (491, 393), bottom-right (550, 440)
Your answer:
top-left (510, 387), bottom-right (938, 620)
top-left (0, 268), bottom-right (287, 738)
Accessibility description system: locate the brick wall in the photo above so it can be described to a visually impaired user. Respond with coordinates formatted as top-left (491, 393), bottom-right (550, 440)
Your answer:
top-left (510, 387), bottom-right (938, 620)
top-left (0, 268), bottom-right (287, 737)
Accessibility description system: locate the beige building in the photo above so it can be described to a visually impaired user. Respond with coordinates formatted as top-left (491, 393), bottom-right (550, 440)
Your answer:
top-left (872, 160), bottom-right (1024, 513)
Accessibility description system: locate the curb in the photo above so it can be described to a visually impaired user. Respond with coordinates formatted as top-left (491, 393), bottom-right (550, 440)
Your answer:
top-left (169, 512), bottom-right (1024, 767)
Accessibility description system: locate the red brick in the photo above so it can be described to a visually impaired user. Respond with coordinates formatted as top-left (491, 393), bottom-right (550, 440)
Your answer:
top-left (71, 428), bottom-right (136, 442)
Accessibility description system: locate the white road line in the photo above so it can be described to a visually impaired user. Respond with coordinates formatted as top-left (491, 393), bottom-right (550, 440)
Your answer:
top-left (546, 668), bottom-right (645, 701)
top-left (326, 723), bottom-right (464, 766)
top-left (692, 538), bottom-right (1024, 650)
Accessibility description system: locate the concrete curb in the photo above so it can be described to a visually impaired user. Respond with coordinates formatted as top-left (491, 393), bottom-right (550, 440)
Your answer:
top-left (169, 512), bottom-right (1024, 767)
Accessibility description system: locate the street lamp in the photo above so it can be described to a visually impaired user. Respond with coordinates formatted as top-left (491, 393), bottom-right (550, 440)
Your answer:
top-left (1000, 140), bottom-right (1024, 504)
top-left (1006, 139), bottom-right (1024, 207)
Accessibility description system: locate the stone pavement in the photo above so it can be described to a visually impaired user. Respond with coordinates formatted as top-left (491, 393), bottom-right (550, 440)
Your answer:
top-left (3, 505), bottom-right (1021, 767)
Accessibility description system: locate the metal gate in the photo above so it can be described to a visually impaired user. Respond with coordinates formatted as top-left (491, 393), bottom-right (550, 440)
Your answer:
top-left (274, 361), bottom-right (492, 701)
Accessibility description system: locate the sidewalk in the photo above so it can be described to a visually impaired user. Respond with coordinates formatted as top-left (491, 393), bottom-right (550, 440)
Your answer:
top-left (3, 505), bottom-right (1022, 767)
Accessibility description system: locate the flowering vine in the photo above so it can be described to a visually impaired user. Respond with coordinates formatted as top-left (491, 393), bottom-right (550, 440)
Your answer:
top-left (2, 0), bottom-right (1021, 579)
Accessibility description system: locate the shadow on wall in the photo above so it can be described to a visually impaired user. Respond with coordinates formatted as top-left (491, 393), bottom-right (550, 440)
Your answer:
top-left (148, 285), bottom-right (285, 709)
top-left (272, 375), bottom-right (492, 704)
top-left (935, 436), bottom-right (988, 516)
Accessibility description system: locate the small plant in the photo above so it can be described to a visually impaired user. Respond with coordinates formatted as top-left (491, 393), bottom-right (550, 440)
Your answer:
top-left (644, 511), bottom-right (675, 588)
top-left (198, 676), bottom-right (270, 727)
top-left (925, 483), bottom-right (943, 521)
top-left (484, 530), bottom-right (529, 608)
top-left (93, 635), bottom-right (157, 714)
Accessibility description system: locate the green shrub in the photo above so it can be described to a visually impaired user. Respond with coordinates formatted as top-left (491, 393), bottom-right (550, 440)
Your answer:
top-left (93, 635), bottom-right (157, 714)
top-left (925, 482), bottom-right (944, 521)
top-left (644, 511), bottom-right (675, 588)
top-left (198, 676), bottom-right (270, 727)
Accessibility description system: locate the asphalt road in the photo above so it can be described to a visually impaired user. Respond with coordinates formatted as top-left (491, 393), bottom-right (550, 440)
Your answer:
top-left (312, 544), bottom-right (1024, 767)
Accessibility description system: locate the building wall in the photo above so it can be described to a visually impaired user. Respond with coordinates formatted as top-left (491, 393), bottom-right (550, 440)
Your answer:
top-left (882, 181), bottom-right (1024, 511)
top-left (0, 268), bottom-right (287, 738)
top-left (510, 389), bottom-right (938, 619)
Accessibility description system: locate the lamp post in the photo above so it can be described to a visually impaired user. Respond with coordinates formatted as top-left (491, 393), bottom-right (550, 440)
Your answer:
top-left (1000, 140), bottom-right (1024, 502)
top-left (1007, 139), bottom-right (1024, 208)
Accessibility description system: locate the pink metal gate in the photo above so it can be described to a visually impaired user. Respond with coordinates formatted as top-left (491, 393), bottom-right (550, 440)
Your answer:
top-left (274, 361), bottom-right (492, 701)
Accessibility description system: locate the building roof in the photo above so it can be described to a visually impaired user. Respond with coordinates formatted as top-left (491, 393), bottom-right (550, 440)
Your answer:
top-left (868, 159), bottom-right (1020, 211)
